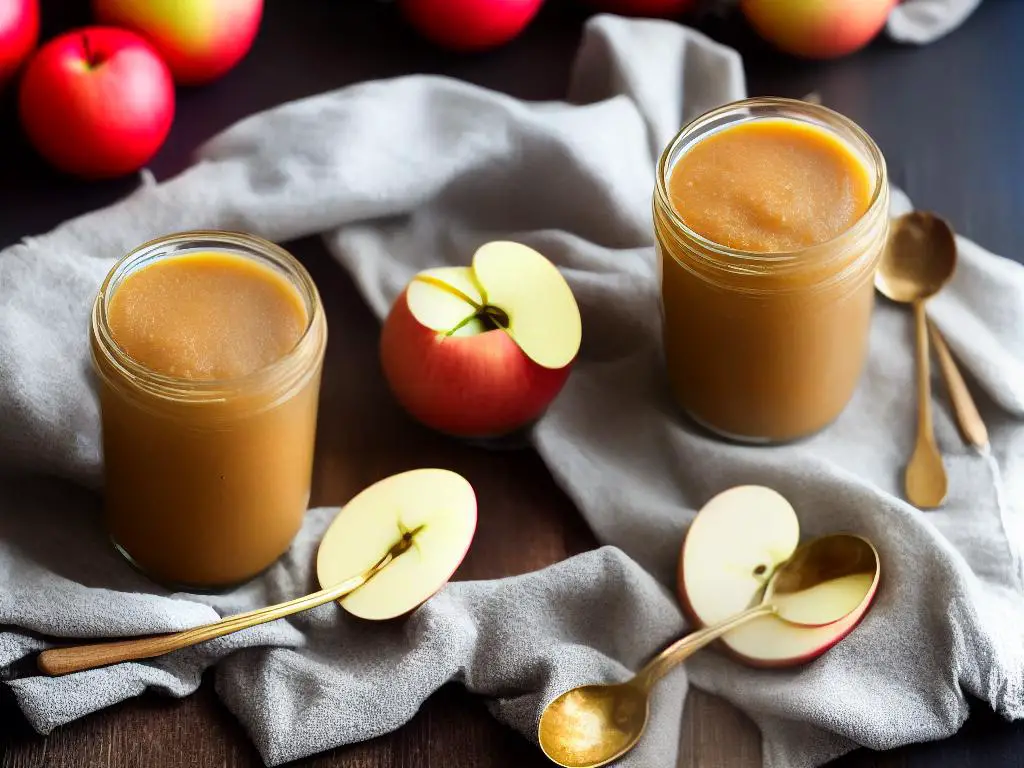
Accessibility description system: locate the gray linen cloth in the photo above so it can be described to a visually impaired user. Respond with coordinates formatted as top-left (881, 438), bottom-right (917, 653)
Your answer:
top-left (2, 12), bottom-right (1022, 768)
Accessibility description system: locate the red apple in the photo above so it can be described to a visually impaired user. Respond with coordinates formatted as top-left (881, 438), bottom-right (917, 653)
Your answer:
top-left (0, 0), bottom-right (38, 89)
top-left (579, 0), bottom-right (695, 19)
top-left (92, 0), bottom-right (263, 85)
top-left (399, 0), bottom-right (544, 53)
top-left (19, 27), bottom-right (175, 179)
top-left (741, 0), bottom-right (898, 60)
top-left (380, 241), bottom-right (583, 440)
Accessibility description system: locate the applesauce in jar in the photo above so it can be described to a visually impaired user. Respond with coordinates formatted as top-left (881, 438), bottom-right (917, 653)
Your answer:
top-left (654, 98), bottom-right (889, 443)
top-left (90, 232), bottom-right (327, 589)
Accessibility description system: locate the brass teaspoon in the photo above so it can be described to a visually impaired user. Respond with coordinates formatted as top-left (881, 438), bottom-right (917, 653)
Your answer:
top-left (875, 211), bottom-right (957, 508)
top-left (537, 533), bottom-right (880, 768)
top-left (38, 525), bottom-right (423, 676)
top-left (38, 468), bottom-right (478, 676)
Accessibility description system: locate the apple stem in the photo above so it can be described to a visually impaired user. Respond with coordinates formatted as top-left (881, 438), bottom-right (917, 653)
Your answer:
top-left (81, 33), bottom-right (100, 68)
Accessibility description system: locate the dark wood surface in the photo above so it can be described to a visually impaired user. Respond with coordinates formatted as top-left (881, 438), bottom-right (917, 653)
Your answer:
top-left (3, 1), bottom-right (1023, 766)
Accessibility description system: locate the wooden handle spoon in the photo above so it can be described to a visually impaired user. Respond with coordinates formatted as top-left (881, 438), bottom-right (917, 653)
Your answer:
top-left (928, 315), bottom-right (989, 450)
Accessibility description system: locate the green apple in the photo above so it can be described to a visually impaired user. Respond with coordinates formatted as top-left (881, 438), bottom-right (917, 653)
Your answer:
top-left (316, 468), bottom-right (477, 620)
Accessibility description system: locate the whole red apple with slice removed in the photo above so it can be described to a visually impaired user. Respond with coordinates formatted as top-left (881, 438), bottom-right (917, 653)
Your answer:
top-left (380, 241), bottom-right (583, 440)
top-left (678, 485), bottom-right (879, 667)
top-left (317, 468), bottom-right (478, 621)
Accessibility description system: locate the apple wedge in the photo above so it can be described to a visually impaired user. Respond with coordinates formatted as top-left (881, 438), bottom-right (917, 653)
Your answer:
top-left (678, 485), bottom-right (878, 667)
top-left (379, 241), bottom-right (582, 439)
top-left (316, 468), bottom-right (477, 620)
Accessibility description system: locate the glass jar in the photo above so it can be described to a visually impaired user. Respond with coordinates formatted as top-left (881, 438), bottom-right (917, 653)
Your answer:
top-left (653, 98), bottom-right (890, 443)
top-left (90, 231), bottom-right (327, 589)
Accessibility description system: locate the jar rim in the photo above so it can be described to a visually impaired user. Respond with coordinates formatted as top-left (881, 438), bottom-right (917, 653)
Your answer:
top-left (654, 96), bottom-right (888, 268)
top-left (91, 230), bottom-right (326, 401)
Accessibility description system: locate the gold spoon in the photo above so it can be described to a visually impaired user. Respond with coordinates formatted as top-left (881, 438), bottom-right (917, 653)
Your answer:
top-left (537, 534), bottom-right (880, 768)
top-left (875, 212), bottom-right (957, 509)
top-left (37, 524), bottom-right (424, 676)
top-left (37, 467), bottom-right (479, 676)
top-left (929, 313), bottom-right (989, 451)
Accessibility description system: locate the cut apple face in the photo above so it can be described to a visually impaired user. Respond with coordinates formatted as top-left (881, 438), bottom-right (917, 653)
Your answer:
top-left (406, 241), bottom-right (582, 369)
top-left (316, 468), bottom-right (478, 621)
top-left (678, 485), bottom-right (879, 667)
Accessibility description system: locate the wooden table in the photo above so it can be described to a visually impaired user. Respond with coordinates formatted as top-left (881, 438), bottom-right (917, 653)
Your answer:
top-left (3, 2), bottom-right (1023, 766)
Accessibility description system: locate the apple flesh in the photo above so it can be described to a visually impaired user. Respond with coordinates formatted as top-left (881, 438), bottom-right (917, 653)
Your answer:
top-left (18, 27), bottom-right (175, 179)
top-left (678, 485), bottom-right (878, 667)
top-left (92, 0), bottom-right (263, 85)
top-left (0, 0), bottom-right (38, 89)
top-left (379, 241), bottom-right (582, 440)
top-left (398, 0), bottom-right (544, 53)
top-left (741, 0), bottom-right (898, 60)
top-left (316, 468), bottom-right (478, 620)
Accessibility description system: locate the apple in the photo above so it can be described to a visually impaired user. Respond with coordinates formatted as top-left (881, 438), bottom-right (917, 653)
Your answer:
top-left (379, 241), bottom-right (582, 440)
top-left (18, 27), bottom-right (174, 179)
top-left (92, 0), bottom-right (263, 85)
top-left (0, 0), bottom-right (38, 89)
top-left (316, 468), bottom-right (478, 620)
top-left (578, 0), bottom-right (695, 19)
top-left (741, 0), bottom-right (898, 60)
top-left (398, 0), bottom-right (544, 53)
top-left (678, 486), bottom-right (878, 667)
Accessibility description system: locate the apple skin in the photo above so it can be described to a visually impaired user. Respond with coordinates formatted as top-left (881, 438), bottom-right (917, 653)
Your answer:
top-left (18, 27), bottom-right (175, 179)
top-left (0, 0), bottom-right (38, 89)
top-left (579, 0), bottom-right (695, 19)
top-left (741, 0), bottom-right (898, 60)
top-left (398, 0), bottom-right (544, 53)
top-left (380, 287), bottom-right (573, 439)
top-left (92, 0), bottom-right (263, 85)
top-left (677, 552), bottom-right (876, 669)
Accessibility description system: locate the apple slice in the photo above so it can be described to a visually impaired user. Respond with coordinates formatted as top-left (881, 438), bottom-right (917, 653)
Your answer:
top-left (407, 241), bottom-right (582, 368)
top-left (316, 468), bottom-right (477, 620)
top-left (678, 486), bottom-right (878, 667)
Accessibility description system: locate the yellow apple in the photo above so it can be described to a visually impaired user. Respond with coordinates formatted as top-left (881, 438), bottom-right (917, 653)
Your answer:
top-left (316, 468), bottom-right (477, 620)
top-left (379, 241), bottom-right (582, 440)
top-left (741, 0), bottom-right (898, 60)
top-left (678, 485), bottom-right (879, 667)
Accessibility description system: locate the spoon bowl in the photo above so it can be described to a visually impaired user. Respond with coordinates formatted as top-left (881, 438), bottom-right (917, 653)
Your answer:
top-left (538, 533), bottom-right (880, 768)
top-left (876, 212), bottom-right (957, 304)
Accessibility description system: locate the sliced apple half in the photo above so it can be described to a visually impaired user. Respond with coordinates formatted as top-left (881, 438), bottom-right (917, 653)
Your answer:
top-left (678, 486), bottom-right (878, 668)
top-left (316, 468), bottom-right (478, 620)
top-left (406, 241), bottom-right (582, 368)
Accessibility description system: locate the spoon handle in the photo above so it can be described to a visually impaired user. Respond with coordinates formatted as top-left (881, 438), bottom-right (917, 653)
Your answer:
top-left (635, 603), bottom-right (775, 689)
top-left (928, 318), bottom-right (989, 449)
top-left (36, 552), bottom-right (394, 677)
